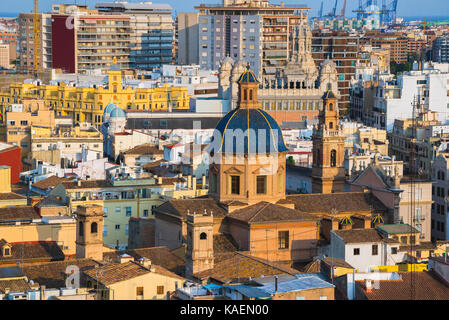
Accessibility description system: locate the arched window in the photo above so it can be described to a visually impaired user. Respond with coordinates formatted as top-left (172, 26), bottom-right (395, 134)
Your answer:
top-left (243, 89), bottom-right (247, 100)
top-left (329, 103), bottom-right (333, 111)
top-left (200, 232), bottom-right (207, 240)
top-left (249, 89), bottom-right (253, 100)
top-left (330, 150), bottom-right (337, 167)
top-left (79, 222), bottom-right (84, 236)
top-left (329, 122), bottom-right (333, 129)
top-left (91, 222), bottom-right (98, 234)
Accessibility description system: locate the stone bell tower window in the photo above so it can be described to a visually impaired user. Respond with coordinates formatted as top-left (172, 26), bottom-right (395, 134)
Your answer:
top-left (331, 150), bottom-right (337, 167)
top-left (91, 222), bottom-right (98, 234)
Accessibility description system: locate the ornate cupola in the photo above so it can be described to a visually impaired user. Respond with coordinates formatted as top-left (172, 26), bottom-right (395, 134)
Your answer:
top-left (208, 67), bottom-right (289, 205)
top-left (237, 66), bottom-right (259, 109)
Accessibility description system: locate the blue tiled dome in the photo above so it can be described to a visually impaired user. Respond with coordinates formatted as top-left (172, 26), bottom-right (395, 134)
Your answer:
top-left (214, 108), bottom-right (288, 154)
top-left (237, 69), bottom-right (258, 84)
top-left (104, 103), bottom-right (117, 115)
top-left (110, 106), bottom-right (126, 118)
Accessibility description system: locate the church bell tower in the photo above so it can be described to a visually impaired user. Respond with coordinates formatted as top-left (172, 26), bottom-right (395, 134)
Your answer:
top-left (311, 91), bottom-right (346, 194)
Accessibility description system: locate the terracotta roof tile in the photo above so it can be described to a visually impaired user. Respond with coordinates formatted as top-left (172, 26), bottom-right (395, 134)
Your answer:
top-left (22, 259), bottom-right (101, 289)
top-left (0, 192), bottom-right (27, 201)
top-left (285, 192), bottom-right (387, 214)
top-left (195, 252), bottom-right (298, 284)
top-left (227, 202), bottom-right (319, 224)
top-left (0, 279), bottom-right (31, 294)
top-left (154, 198), bottom-right (227, 219)
top-left (84, 261), bottom-right (183, 286)
top-left (0, 241), bottom-right (65, 264)
top-left (32, 176), bottom-right (70, 191)
top-left (357, 272), bottom-right (449, 300)
top-left (102, 246), bottom-right (185, 275)
top-left (122, 144), bottom-right (163, 155)
top-left (0, 206), bottom-right (40, 222)
top-left (333, 228), bottom-right (385, 243)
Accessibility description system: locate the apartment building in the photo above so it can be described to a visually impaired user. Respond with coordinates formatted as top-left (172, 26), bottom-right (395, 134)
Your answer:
top-left (387, 111), bottom-right (444, 175)
top-left (18, 12), bottom-right (52, 73)
top-left (433, 35), bottom-right (449, 63)
top-left (195, 0), bottom-right (310, 76)
top-left (311, 30), bottom-right (362, 114)
top-left (52, 10), bottom-right (132, 73)
top-left (4, 99), bottom-right (55, 159)
top-left (95, 2), bottom-right (175, 70)
top-left (367, 32), bottom-right (409, 64)
top-left (312, 17), bottom-right (380, 32)
top-left (177, 13), bottom-right (200, 65)
top-left (431, 153), bottom-right (449, 241)
top-left (351, 62), bottom-right (449, 131)
top-left (30, 124), bottom-right (103, 164)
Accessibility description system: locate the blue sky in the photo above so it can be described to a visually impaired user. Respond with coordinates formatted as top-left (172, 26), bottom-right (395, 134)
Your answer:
top-left (3, 0), bottom-right (449, 17)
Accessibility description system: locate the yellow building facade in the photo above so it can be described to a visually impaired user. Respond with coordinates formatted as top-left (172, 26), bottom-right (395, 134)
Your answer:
top-left (0, 66), bottom-right (191, 127)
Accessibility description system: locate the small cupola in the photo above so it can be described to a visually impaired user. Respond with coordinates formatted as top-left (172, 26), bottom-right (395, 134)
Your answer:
top-left (237, 65), bottom-right (259, 109)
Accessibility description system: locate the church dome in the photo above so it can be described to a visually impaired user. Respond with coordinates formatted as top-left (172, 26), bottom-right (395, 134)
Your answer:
top-left (214, 108), bottom-right (288, 154)
top-left (109, 106), bottom-right (126, 118)
top-left (103, 103), bottom-right (117, 115)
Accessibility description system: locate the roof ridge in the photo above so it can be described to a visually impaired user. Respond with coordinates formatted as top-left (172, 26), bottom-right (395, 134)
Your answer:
top-left (248, 202), bottom-right (271, 223)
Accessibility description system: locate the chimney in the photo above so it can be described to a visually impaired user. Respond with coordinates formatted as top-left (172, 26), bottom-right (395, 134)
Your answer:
top-left (117, 254), bottom-right (133, 264)
top-left (138, 257), bottom-right (152, 269)
top-left (365, 279), bottom-right (373, 292)
top-left (77, 180), bottom-right (81, 187)
top-left (202, 174), bottom-right (206, 189)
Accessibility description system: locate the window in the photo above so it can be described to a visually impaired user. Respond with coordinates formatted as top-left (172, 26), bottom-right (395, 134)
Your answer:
top-left (200, 232), bottom-right (207, 240)
top-left (211, 173), bottom-right (217, 193)
top-left (157, 286), bottom-right (164, 295)
top-left (256, 176), bottom-right (267, 194)
top-left (330, 150), bottom-right (337, 167)
top-left (125, 207), bottom-right (132, 217)
top-left (353, 248), bottom-right (360, 256)
top-left (115, 225), bottom-right (120, 230)
top-left (126, 224), bottom-right (129, 236)
top-left (116, 207), bottom-right (121, 213)
top-left (391, 247), bottom-right (398, 255)
top-left (4, 248), bottom-right (10, 256)
top-left (91, 222), bottom-right (97, 234)
top-left (143, 210), bottom-right (149, 217)
top-left (103, 225), bottom-right (108, 237)
top-left (136, 287), bottom-right (144, 296)
top-left (231, 175), bottom-right (240, 194)
top-left (372, 244), bottom-right (378, 256)
top-left (278, 231), bottom-right (289, 249)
